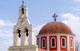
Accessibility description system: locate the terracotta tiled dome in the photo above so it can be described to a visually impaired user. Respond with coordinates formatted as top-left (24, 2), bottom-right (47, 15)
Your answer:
top-left (39, 22), bottom-right (73, 35)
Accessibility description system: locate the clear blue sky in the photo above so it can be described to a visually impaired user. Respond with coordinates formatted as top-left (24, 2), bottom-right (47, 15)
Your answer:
top-left (0, 0), bottom-right (80, 51)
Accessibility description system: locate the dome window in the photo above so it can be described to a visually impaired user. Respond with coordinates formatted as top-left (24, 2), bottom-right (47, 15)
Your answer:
top-left (61, 38), bottom-right (66, 48)
top-left (42, 38), bottom-right (46, 48)
top-left (70, 38), bottom-right (73, 48)
top-left (51, 37), bottom-right (56, 48)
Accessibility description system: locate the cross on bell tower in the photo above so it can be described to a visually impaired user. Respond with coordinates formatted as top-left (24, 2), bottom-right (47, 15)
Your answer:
top-left (52, 13), bottom-right (58, 21)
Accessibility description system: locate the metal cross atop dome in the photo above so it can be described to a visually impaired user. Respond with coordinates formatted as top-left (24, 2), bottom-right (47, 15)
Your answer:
top-left (52, 13), bottom-right (58, 21)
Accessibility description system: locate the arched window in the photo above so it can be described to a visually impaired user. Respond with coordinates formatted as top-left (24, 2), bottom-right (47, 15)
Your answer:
top-left (22, 8), bottom-right (24, 14)
top-left (42, 39), bottom-right (45, 48)
top-left (61, 38), bottom-right (66, 48)
top-left (70, 39), bottom-right (73, 48)
top-left (25, 29), bottom-right (28, 37)
top-left (51, 38), bottom-right (56, 48)
top-left (17, 29), bottom-right (21, 45)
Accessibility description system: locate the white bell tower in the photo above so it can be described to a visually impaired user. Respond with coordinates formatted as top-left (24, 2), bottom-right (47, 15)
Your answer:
top-left (13, 2), bottom-right (34, 46)
top-left (8, 2), bottom-right (38, 51)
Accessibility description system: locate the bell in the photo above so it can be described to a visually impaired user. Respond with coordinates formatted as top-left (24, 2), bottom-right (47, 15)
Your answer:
top-left (26, 29), bottom-right (28, 36)
top-left (18, 30), bottom-right (21, 38)
top-left (26, 32), bottom-right (28, 36)
top-left (22, 8), bottom-right (24, 14)
top-left (19, 33), bottom-right (21, 38)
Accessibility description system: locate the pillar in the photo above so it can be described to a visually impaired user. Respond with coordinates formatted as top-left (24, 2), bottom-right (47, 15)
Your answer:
top-left (57, 34), bottom-right (60, 51)
top-left (19, 8), bottom-right (22, 18)
top-left (21, 29), bottom-right (26, 46)
top-left (24, 8), bottom-right (28, 17)
top-left (67, 35), bottom-right (70, 51)
top-left (28, 25), bottom-right (34, 45)
top-left (13, 32), bottom-right (18, 46)
top-left (47, 35), bottom-right (49, 51)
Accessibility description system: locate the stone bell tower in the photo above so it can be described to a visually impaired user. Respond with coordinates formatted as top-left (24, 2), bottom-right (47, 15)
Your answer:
top-left (8, 2), bottom-right (38, 51)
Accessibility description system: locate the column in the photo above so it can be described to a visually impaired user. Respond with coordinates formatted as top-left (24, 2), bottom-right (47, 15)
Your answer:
top-left (57, 34), bottom-right (60, 51)
top-left (28, 25), bottom-right (34, 45)
top-left (19, 8), bottom-right (22, 18)
top-left (24, 7), bottom-right (28, 17)
top-left (13, 32), bottom-right (18, 46)
top-left (21, 29), bottom-right (26, 46)
top-left (67, 35), bottom-right (70, 51)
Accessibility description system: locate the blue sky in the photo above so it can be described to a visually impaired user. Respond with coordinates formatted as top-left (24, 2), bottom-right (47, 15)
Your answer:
top-left (0, 0), bottom-right (80, 51)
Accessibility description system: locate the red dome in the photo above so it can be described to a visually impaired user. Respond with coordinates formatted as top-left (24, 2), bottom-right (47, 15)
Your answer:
top-left (39, 22), bottom-right (73, 35)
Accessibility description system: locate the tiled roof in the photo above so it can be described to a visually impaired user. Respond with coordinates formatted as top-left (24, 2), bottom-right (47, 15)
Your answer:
top-left (39, 22), bottom-right (73, 35)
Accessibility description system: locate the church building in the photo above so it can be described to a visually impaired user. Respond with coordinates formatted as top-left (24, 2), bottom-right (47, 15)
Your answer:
top-left (8, 2), bottom-right (75, 51)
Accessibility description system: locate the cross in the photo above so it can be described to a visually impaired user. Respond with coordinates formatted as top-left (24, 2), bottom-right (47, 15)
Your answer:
top-left (52, 13), bottom-right (58, 21)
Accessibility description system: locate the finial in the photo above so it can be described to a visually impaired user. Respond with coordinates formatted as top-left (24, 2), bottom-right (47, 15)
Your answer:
top-left (52, 13), bottom-right (58, 21)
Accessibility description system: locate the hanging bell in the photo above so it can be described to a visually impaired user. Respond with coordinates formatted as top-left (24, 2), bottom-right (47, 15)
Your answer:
top-left (18, 33), bottom-right (21, 38)
top-left (22, 8), bottom-right (24, 14)
top-left (26, 29), bottom-right (28, 36)
top-left (18, 30), bottom-right (21, 38)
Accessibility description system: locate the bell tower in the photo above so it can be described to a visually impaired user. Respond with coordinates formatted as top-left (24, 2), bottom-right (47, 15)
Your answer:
top-left (8, 2), bottom-right (38, 51)
top-left (13, 2), bottom-right (34, 46)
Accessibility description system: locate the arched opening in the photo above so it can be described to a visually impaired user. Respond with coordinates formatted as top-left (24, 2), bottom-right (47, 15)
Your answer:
top-left (51, 38), bottom-right (56, 48)
top-left (17, 29), bottom-right (21, 38)
top-left (22, 8), bottom-right (24, 14)
top-left (62, 38), bottom-right (66, 48)
top-left (42, 39), bottom-right (45, 48)
top-left (17, 29), bottom-right (21, 45)
top-left (25, 29), bottom-right (28, 37)
top-left (21, 8), bottom-right (24, 17)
